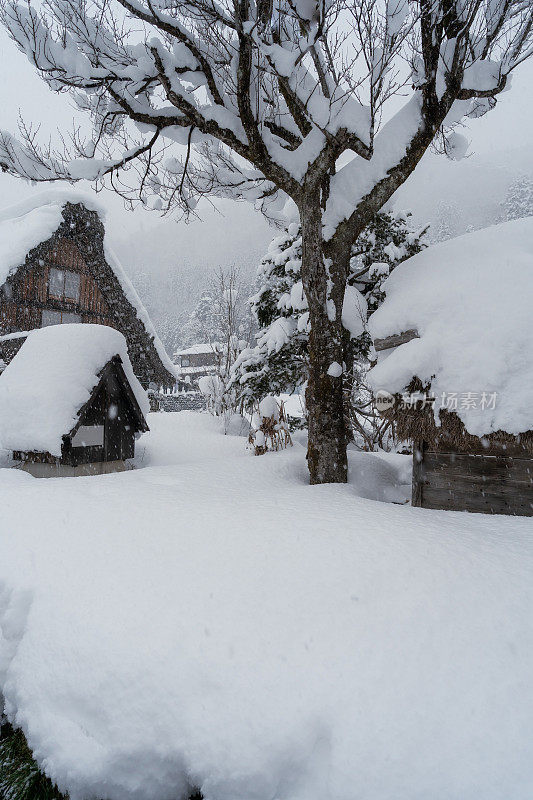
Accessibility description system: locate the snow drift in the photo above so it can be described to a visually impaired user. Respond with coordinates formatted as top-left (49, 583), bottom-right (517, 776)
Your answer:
top-left (0, 413), bottom-right (532, 800)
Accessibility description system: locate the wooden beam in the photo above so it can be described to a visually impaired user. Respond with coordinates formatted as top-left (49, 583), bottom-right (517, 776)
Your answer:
top-left (411, 440), bottom-right (425, 507)
top-left (374, 328), bottom-right (419, 352)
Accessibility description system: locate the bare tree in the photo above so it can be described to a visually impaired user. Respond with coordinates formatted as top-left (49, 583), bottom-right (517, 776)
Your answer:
top-left (0, 0), bottom-right (531, 483)
top-left (210, 265), bottom-right (254, 376)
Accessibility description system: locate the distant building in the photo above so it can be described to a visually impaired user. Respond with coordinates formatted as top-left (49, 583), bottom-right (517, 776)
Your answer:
top-left (174, 342), bottom-right (223, 388)
top-left (0, 325), bottom-right (149, 477)
top-left (0, 193), bottom-right (176, 389)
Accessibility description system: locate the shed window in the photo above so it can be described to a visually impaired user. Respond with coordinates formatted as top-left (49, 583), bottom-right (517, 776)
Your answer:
top-left (48, 268), bottom-right (80, 302)
top-left (41, 309), bottom-right (82, 326)
top-left (181, 357), bottom-right (190, 366)
top-left (71, 425), bottom-right (104, 447)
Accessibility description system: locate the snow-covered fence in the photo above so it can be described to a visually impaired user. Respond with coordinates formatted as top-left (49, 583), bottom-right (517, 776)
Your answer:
top-left (157, 393), bottom-right (206, 413)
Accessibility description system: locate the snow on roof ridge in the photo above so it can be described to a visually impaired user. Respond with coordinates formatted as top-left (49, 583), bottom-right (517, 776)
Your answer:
top-left (175, 342), bottom-right (223, 356)
top-left (0, 189), bottom-right (107, 224)
top-left (0, 330), bottom-right (29, 342)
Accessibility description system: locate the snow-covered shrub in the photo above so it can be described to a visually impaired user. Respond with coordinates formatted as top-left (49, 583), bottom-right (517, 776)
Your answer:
top-left (224, 413), bottom-right (251, 437)
top-left (248, 396), bottom-right (292, 456)
top-left (198, 374), bottom-right (226, 414)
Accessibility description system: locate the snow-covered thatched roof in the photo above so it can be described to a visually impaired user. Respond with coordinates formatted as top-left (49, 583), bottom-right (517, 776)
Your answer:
top-left (368, 217), bottom-right (533, 438)
top-left (0, 190), bottom-right (176, 382)
top-left (0, 190), bottom-right (105, 289)
top-left (0, 324), bottom-right (149, 457)
top-left (175, 342), bottom-right (223, 356)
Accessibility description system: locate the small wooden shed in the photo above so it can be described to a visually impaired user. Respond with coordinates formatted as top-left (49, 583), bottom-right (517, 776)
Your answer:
top-left (0, 324), bottom-right (149, 477)
top-left (368, 218), bottom-right (533, 516)
top-left (382, 385), bottom-right (533, 516)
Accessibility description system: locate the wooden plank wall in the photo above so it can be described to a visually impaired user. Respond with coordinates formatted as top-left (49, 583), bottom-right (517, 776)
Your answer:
top-left (0, 238), bottom-right (114, 338)
top-left (19, 269), bottom-right (48, 303)
top-left (0, 301), bottom-right (17, 330)
top-left (51, 238), bottom-right (110, 318)
top-left (413, 449), bottom-right (533, 516)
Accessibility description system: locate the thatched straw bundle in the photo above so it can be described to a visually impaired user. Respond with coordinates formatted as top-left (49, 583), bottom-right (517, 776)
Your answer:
top-left (382, 379), bottom-right (533, 456)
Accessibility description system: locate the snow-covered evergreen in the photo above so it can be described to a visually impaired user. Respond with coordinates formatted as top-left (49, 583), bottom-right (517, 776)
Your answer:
top-left (501, 175), bottom-right (533, 221)
top-left (230, 212), bottom-right (427, 424)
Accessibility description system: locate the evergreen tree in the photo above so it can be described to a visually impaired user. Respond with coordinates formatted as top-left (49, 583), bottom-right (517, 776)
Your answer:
top-left (501, 175), bottom-right (533, 221)
top-left (229, 224), bottom-right (307, 401)
top-left (431, 200), bottom-right (463, 243)
top-left (230, 212), bottom-right (428, 416)
top-left (178, 293), bottom-right (222, 350)
top-left (0, 722), bottom-right (66, 800)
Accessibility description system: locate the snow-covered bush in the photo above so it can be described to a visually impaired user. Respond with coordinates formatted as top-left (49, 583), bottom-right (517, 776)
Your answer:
top-left (198, 374), bottom-right (226, 414)
top-left (249, 396), bottom-right (292, 456)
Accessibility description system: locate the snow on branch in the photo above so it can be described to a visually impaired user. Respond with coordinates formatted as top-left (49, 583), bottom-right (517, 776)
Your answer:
top-left (0, 0), bottom-right (530, 228)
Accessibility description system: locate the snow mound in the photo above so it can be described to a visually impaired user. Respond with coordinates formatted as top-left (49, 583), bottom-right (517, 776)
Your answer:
top-left (0, 412), bottom-right (532, 800)
top-left (0, 324), bottom-right (148, 456)
top-left (368, 218), bottom-right (533, 437)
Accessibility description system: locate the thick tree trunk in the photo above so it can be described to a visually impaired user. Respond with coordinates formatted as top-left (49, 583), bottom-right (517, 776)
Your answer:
top-left (300, 191), bottom-right (349, 484)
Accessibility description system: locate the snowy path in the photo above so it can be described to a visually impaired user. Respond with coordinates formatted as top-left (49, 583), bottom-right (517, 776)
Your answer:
top-left (0, 412), bottom-right (532, 800)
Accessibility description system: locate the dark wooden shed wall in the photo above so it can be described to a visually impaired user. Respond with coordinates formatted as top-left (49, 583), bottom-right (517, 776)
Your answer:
top-left (412, 442), bottom-right (533, 516)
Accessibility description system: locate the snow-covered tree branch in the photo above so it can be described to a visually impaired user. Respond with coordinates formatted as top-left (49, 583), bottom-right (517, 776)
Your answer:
top-left (0, 0), bottom-right (531, 482)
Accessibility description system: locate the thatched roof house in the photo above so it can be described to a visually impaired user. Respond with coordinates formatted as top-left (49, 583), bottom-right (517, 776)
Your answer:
top-left (0, 191), bottom-right (176, 389)
top-left (368, 218), bottom-right (533, 516)
top-left (0, 324), bottom-right (149, 477)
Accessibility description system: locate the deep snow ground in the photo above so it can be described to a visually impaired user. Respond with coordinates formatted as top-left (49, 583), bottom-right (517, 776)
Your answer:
top-left (0, 412), bottom-right (532, 800)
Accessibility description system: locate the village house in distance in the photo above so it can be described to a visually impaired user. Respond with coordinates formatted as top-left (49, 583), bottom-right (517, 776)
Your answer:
top-left (0, 192), bottom-right (176, 389)
top-left (369, 218), bottom-right (533, 517)
top-left (174, 342), bottom-right (223, 388)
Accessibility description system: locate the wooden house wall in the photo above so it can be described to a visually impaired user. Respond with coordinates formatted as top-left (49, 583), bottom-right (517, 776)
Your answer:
top-left (0, 238), bottom-right (115, 333)
top-left (188, 352), bottom-right (219, 367)
top-left (412, 444), bottom-right (533, 516)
